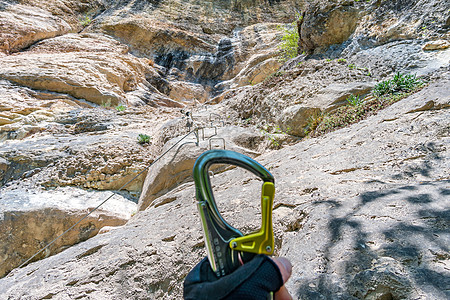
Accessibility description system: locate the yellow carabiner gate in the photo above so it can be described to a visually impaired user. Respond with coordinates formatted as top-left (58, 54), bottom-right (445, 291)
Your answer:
top-left (193, 150), bottom-right (275, 277)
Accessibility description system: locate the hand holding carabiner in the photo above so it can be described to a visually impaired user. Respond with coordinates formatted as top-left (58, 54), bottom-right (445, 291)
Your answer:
top-left (192, 150), bottom-right (276, 277)
top-left (185, 150), bottom-right (292, 299)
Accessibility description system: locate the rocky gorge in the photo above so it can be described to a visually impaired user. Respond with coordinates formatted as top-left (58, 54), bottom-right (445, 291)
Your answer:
top-left (0, 0), bottom-right (449, 299)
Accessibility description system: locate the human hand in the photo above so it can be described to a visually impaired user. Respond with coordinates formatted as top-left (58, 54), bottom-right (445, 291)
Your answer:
top-left (183, 254), bottom-right (292, 300)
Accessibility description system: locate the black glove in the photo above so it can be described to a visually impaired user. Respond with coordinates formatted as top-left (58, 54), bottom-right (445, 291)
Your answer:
top-left (183, 254), bottom-right (283, 300)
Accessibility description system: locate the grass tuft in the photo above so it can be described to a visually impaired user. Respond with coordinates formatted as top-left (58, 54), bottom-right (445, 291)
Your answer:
top-left (305, 72), bottom-right (425, 137)
top-left (346, 94), bottom-right (363, 106)
top-left (373, 72), bottom-right (423, 97)
top-left (137, 134), bottom-right (151, 144)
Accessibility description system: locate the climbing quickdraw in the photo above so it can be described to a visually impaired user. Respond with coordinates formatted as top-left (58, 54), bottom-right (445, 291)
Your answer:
top-left (193, 150), bottom-right (275, 277)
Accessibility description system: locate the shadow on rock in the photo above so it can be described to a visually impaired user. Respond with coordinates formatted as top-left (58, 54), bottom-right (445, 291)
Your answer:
top-left (296, 180), bottom-right (450, 299)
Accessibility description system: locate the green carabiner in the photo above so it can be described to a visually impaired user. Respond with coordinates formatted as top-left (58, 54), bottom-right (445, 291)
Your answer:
top-left (193, 150), bottom-right (275, 277)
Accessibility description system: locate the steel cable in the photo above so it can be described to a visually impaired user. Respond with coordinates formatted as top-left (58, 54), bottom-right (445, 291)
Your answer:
top-left (18, 128), bottom-right (197, 270)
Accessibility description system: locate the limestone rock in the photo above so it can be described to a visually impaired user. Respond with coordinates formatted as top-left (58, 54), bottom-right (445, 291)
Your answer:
top-left (168, 81), bottom-right (208, 104)
top-left (214, 23), bottom-right (283, 88)
top-left (0, 157), bottom-right (9, 182)
top-left (310, 82), bottom-right (375, 111)
top-left (0, 78), bottom-right (92, 142)
top-left (138, 124), bottom-right (264, 210)
top-left (300, 3), bottom-right (360, 53)
top-left (5, 0), bottom-right (105, 29)
top-left (342, 0), bottom-right (450, 55)
top-left (0, 32), bottom-right (181, 108)
top-left (0, 186), bottom-right (136, 278)
top-left (277, 105), bottom-right (321, 137)
top-left (0, 2), bottom-right (70, 54)
top-left (27, 32), bottom-right (130, 54)
top-left (97, 7), bottom-right (287, 93)
top-left (348, 40), bottom-right (450, 78)
top-left (1, 1), bottom-right (450, 299)
top-left (0, 47), bottom-right (151, 106)
top-left (348, 258), bottom-right (413, 300)
top-left (276, 81), bottom-right (375, 136)
top-left (423, 40), bottom-right (450, 51)
top-left (0, 74), bottom-right (448, 299)
top-left (0, 107), bottom-right (176, 195)
top-left (224, 57), bottom-right (378, 130)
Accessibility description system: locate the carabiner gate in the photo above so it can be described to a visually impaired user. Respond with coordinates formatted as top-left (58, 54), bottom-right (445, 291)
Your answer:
top-left (193, 150), bottom-right (275, 277)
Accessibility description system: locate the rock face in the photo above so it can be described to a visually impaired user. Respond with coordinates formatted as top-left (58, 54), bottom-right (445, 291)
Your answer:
top-left (0, 0), bottom-right (301, 107)
top-left (0, 107), bottom-right (175, 194)
top-left (0, 1), bottom-right (70, 54)
top-left (300, 0), bottom-right (450, 55)
top-left (138, 123), bottom-right (265, 210)
top-left (300, 2), bottom-right (360, 54)
top-left (0, 186), bottom-right (136, 278)
top-left (0, 34), bottom-right (156, 107)
top-left (0, 0), bottom-right (449, 298)
top-left (0, 71), bottom-right (448, 299)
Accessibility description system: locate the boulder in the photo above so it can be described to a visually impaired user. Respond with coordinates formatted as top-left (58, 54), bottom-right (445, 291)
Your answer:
top-left (308, 82), bottom-right (375, 112)
top-left (168, 81), bottom-right (208, 104)
top-left (277, 81), bottom-right (375, 137)
top-left (423, 40), bottom-right (450, 51)
top-left (277, 105), bottom-right (321, 137)
top-left (300, 3), bottom-right (360, 53)
top-left (0, 186), bottom-right (136, 278)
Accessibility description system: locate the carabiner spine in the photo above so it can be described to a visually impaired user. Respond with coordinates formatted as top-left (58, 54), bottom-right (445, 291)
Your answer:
top-left (193, 150), bottom-right (275, 277)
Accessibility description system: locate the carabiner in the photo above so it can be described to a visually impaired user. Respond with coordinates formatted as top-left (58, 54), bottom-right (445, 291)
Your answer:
top-left (193, 150), bottom-right (275, 277)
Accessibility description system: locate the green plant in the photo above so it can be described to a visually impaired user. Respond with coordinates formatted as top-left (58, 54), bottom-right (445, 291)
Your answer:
top-left (268, 135), bottom-right (281, 149)
top-left (101, 99), bottom-right (112, 108)
top-left (392, 72), bottom-right (422, 91)
top-left (304, 112), bottom-right (324, 135)
top-left (277, 13), bottom-right (302, 61)
top-left (116, 104), bottom-right (126, 112)
top-left (346, 94), bottom-right (363, 106)
top-left (242, 117), bottom-right (253, 125)
top-left (373, 72), bottom-right (423, 97)
top-left (337, 58), bottom-right (347, 63)
top-left (260, 124), bottom-right (291, 149)
top-left (137, 134), bottom-right (151, 144)
top-left (80, 15), bottom-right (92, 27)
top-left (348, 64), bottom-right (356, 69)
top-left (305, 73), bottom-right (426, 138)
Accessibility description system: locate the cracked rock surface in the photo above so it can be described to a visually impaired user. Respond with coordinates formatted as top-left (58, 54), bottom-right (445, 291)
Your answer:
top-left (1, 72), bottom-right (448, 299)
